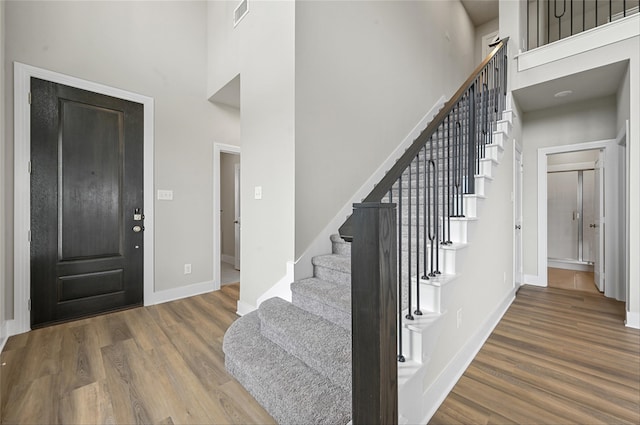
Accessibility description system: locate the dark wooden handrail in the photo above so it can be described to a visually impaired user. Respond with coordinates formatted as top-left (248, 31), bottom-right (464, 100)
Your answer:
top-left (339, 38), bottom-right (509, 241)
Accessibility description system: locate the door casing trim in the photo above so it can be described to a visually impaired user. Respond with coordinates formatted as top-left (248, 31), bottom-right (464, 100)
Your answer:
top-left (13, 62), bottom-right (155, 334)
top-left (213, 143), bottom-right (241, 290)
top-left (535, 139), bottom-right (620, 291)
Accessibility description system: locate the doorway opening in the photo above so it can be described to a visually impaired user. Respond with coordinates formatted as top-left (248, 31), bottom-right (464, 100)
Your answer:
top-left (546, 149), bottom-right (601, 293)
top-left (537, 139), bottom-right (626, 306)
top-left (213, 144), bottom-right (241, 289)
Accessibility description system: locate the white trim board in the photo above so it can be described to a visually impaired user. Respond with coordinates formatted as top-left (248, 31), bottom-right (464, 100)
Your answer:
top-left (148, 280), bottom-right (215, 306)
top-left (535, 139), bottom-right (622, 295)
top-left (12, 63), bottom-right (155, 335)
top-left (213, 143), bottom-right (241, 290)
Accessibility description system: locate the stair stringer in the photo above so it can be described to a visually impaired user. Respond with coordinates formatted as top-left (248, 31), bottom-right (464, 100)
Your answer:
top-left (397, 112), bottom-right (517, 424)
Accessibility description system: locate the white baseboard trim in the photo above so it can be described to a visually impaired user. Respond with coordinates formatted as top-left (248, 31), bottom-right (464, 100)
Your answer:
top-left (547, 260), bottom-right (593, 272)
top-left (625, 311), bottom-right (640, 329)
top-left (419, 289), bottom-right (516, 423)
top-left (221, 254), bottom-right (235, 265)
top-left (257, 261), bottom-right (294, 306)
top-left (149, 280), bottom-right (215, 306)
top-left (524, 274), bottom-right (545, 286)
top-left (236, 300), bottom-right (256, 317)
top-left (293, 96), bottom-right (447, 281)
top-left (0, 321), bottom-right (8, 352)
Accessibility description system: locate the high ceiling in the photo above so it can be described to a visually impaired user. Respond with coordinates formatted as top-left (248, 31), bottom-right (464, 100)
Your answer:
top-left (460, 0), bottom-right (500, 26)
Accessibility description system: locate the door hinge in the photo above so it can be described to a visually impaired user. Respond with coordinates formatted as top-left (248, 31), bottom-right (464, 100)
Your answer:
top-left (28, 161), bottom-right (32, 174)
top-left (28, 92), bottom-right (32, 105)
top-left (28, 299), bottom-right (31, 311)
top-left (27, 230), bottom-right (31, 243)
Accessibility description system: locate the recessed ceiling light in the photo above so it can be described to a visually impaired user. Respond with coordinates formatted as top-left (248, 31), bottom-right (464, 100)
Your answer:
top-left (554, 90), bottom-right (573, 98)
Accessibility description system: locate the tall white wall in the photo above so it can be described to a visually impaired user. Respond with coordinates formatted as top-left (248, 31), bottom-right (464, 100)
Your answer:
top-left (475, 17), bottom-right (499, 64)
top-left (208, 1), bottom-right (296, 309)
top-left (4, 1), bottom-right (241, 319)
top-left (294, 0), bottom-right (476, 258)
top-left (521, 96), bottom-right (617, 275)
top-left (1, 0), bottom-right (7, 346)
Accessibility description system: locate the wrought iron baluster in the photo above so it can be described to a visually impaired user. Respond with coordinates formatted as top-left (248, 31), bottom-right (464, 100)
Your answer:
top-left (414, 153), bottom-right (422, 316)
top-left (397, 177), bottom-right (405, 363)
top-left (406, 162), bottom-right (414, 321)
top-left (422, 146), bottom-right (428, 281)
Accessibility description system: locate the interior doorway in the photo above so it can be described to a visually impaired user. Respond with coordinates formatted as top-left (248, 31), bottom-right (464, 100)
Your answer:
top-left (213, 144), bottom-right (241, 288)
top-left (538, 140), bottom-right (625, 304)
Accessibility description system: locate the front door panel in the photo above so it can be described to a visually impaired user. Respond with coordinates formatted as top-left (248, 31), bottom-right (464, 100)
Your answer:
top-left (30, 78), bottom-right (144, 327)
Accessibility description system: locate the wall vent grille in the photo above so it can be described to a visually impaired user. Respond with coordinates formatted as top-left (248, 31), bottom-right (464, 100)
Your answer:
top-left (234, 0), bottom-right (248, 27)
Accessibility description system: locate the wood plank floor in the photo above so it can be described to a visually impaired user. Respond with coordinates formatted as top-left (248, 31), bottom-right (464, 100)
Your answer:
top-left (430, 285), bottom-right (640, 425)
top-left (0, 283), bottom-right (276, 425)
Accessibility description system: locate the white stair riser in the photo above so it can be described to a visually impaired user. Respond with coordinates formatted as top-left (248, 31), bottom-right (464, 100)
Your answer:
top-left (399, 245), bottom-right (463, 276)
top-left (492, 131), bottom-right (506, 149)
top-left (474, 175), bottom-right (491, 196)
top-left (479, 159), bottom-right (494, 178)
top-left (484, 143), bottom-right (502, 162)
top-left (496, 119), bottom-right (512, 138)
top-left (448, 219), bottom-right (476, 244)
top-left (463, 195), bottom-right (483, 218)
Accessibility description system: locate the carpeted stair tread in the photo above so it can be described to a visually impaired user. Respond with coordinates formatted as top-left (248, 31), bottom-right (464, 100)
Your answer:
top-left (223, 311), bottom-right (351, 425)
top-left (291, 277), bottom-right (351, 330)
top-left (312, 254), bottom-right (351, 285)
top-left (330, 234), bottom-right (351, 256)
top-left (258, 297), bottom-right (351, 391)
top-left (313, 254), bottom-right (351, 273)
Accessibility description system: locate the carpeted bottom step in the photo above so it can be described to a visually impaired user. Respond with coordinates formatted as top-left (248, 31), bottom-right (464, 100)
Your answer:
top-left (291, 277), bottom-right (351, 330)
top-left (223, 311), bottom-right (351, 425)
top-left (259, 297), bottom-right (351, 391)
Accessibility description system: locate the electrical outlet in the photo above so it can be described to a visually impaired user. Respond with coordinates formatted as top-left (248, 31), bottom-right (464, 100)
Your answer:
top-left (184, 264), bottom-right (192, 274)
top-left (457, 308), bottom-right (462, 329)
top-left (254, 186), bottom-right (262, 200)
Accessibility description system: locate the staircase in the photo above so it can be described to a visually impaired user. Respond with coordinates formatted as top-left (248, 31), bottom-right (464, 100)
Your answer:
top-left (223, 40), bottom-right (511, 424)
top-left (223, 236), bottom-right (353, 424)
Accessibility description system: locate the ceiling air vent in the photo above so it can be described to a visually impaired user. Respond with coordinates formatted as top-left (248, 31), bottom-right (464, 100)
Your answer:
top-left (234, 0), bottom-right (248, 27)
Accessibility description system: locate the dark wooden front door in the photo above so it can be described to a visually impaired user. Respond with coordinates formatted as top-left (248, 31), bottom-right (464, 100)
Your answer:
top-left (30, 78), bottom-right (144, 328)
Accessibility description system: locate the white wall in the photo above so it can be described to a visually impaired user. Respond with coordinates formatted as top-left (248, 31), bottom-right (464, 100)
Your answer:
top-left (422, 129), bottom-right (515, 421)
top-left (4, 1), bottom-right (241, 319)
top-left (208, 1), bottom-right (296, 309)
top-left (220, 152), bottom-right (240, 259)
top-left (475, 17), bottom-right (499, 64)
top-left (521, 96), bottom-right (617, 275)
top-left (1, 0), bottom-right (7, 347)
top-left (294, 0), bottom-right (476, 258)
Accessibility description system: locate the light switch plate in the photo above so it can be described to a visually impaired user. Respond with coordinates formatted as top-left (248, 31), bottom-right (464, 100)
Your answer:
top-left (157, 190), bottom-right (173, 201)
top-left (254, 186), bottom-right (262, 200)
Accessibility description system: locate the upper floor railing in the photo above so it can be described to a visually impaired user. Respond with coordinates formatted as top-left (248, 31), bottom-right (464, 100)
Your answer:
top-left (527, 0), bottom-right (639, 50)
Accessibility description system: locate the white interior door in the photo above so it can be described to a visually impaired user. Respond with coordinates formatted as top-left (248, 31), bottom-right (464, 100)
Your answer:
top-left (594, 152), bottom-right (604, 292)
top-left (515, 148), bottom-right (523, 286)
top-left (234, 163), bottom-right (241, 271)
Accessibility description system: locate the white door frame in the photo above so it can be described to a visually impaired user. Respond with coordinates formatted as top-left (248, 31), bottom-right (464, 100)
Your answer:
top-left (213, 143), bottom-right (241, 289)
top-left (13, 62), bottom-right (155, 335)
top-left (514, 142), bottom-right (523, 288)
top-left (234, 163), bottom-right (241, 271)
top-left (536, 139), bottom-right (620, 290)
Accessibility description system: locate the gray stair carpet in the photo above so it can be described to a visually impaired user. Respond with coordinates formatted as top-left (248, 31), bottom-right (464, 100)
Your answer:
top-left (259, 297), bottom-right (351, 391)
top-left (312, 254), bottom-right (351, 285)
top-left (291, 277), bottom-right (351, 330)
top-left (223, 311), bottom-right (351, 425)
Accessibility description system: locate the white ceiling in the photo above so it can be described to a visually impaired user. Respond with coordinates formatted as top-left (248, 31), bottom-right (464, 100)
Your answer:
top-left (512, 61), bottom-right (628, 113)
top-left (461, 0), bottom-right (499, 26)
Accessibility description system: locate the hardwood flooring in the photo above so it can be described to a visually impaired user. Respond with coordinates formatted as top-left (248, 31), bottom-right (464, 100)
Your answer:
top-left (430, 285), bottom-right (640, 425)
top-left (3, 283), bottom-right (639, 424)
top-left (0, 283), bottom-right (276, 425)
top-left (548, 267), bottom-right (598, 294)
